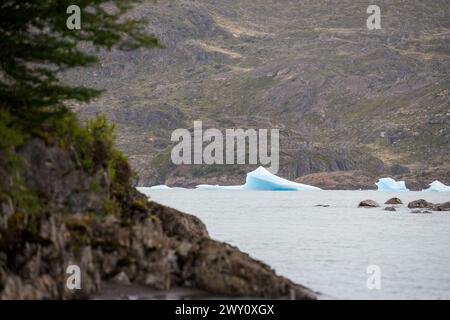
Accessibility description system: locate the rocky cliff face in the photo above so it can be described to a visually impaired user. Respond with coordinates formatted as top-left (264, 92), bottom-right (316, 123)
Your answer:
top-left (67, 0), bottom-right (450, 188)
top-left (0, 137), bottom-right (315, 299)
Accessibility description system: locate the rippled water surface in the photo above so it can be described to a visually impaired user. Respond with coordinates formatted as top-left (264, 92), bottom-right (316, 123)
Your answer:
top-left (142, 190), bottom-right (450, 299)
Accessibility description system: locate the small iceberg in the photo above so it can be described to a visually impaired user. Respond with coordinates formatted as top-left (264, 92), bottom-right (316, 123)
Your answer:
top-left (196, 166), bottom-right (322, 191)
top-left (424, 180), bottom-right (450, 192)
top-left (375, 177), bottom-right (409, 192)
top-left (138, 185), bottom-right (172, 191)
top-left (149, 185), bottom-right (173, 190)
top-left (196, 184), bottom-right (246, 191)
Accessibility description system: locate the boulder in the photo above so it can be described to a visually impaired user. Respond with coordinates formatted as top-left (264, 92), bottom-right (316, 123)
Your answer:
top-left (433, 201), bottom-right (450, 211)
top-left (385, 197), bottom-right (403, 205)
top-left (407, 199), bottom-right (434, 209)
top-left (358, 200), bottom-right (380, 208)
top-left (149, 201), bottom-right (209, 241)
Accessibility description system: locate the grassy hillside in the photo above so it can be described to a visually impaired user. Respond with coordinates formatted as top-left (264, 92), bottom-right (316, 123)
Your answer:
top-left (66, 0), bottom-right (450, 187)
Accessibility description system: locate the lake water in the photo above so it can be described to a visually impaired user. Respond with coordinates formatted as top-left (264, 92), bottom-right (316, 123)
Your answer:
top-left (140, 190), bottom-right (450, 300)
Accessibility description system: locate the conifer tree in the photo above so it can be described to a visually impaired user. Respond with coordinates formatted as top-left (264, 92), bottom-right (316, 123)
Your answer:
top-left (0, 0), bottom-right (160, 123)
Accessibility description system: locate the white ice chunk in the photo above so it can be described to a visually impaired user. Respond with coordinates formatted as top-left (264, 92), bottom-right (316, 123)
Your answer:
top-left (196, 184), bottom-right (246, 191)
top-left (138, 185), bottom-right (172, 191)
top-left (244, 166), bottom-right (322, 191)
top-left (375, 177), bottom-right (409, 191)
top-left (196, 166), bottom-right (322, 191)
top-left (424, 180), bottom-right (450, 192)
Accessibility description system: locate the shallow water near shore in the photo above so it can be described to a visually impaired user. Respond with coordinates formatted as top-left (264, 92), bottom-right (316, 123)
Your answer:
top-left (141, 190), bottom-right (450, 300)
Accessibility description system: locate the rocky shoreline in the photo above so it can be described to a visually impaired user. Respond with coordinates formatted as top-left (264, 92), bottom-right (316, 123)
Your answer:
top-left (358, 197), bottom-right (450, 212)
top-left (0, 138), bottom-right (316, 300)
top-left (153, 169), bottom-right (450, 191)
top-left (95, 283), bottom-right (223, 300)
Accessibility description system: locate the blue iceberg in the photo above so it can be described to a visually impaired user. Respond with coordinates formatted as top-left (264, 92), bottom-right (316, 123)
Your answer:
top-left (424, 180), bottom-right (450, 192)
top-left (375, 177), bottom-right (409, 191)
top-left (244, 166), bottom-right (322, 191)
top-left (196, 166), bottom-right (322, 191)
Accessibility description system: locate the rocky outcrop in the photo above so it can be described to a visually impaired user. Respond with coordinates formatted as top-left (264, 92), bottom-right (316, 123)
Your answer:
top-left (0, 138), bottom-right (316, 300)
top-left (410, 209), bottom-right (432, 214)
top-left (148, 202), bottom-right (209, 241)
top-left (358, 200), bottom-right (380, 208)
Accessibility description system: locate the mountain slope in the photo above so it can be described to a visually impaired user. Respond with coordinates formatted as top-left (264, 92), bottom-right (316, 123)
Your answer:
top-left (67, 0), bottom-right (450, 187)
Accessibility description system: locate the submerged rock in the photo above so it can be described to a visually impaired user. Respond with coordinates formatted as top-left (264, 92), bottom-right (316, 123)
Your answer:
top-left (384, 206), bottom-right (397, 212)
top-left (385, 197), bottom-right (403, 205)
top-left (358, 200), bottom-right (380, 208)
top-left (410, 209), bottom-right (432, 214)
top-left (407, 199), bottom-right (434, 209)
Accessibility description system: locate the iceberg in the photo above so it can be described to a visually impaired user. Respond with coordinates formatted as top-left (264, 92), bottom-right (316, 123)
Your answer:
top-left (424, 180), bottom-right (450, 192)
top-left (244, 166), bottom-right (322, 191)
top-left (375, 177), bottom-right (409, 192)
top-left (149, 185), bottom-right (173, 190)
top-left (196, 166), bottom-right (322, 191)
